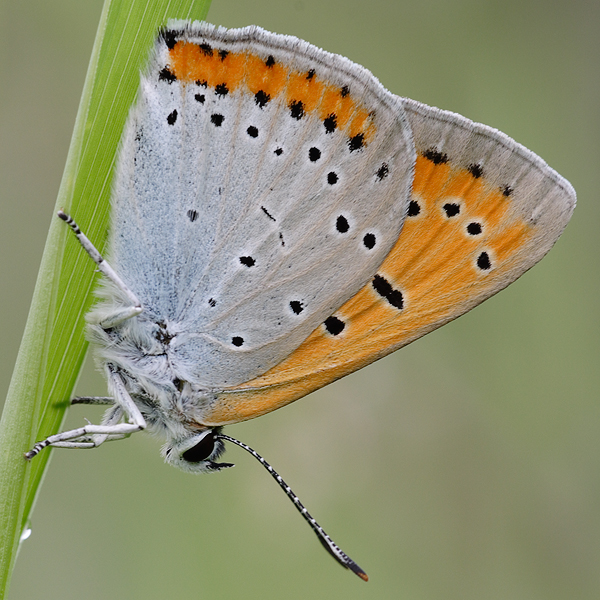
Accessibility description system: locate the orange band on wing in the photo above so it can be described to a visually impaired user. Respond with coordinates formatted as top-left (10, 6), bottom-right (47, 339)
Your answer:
top-left (165, 41), bottom-right (376, 147)
top-left (201, 152), bottom-right (534, 425)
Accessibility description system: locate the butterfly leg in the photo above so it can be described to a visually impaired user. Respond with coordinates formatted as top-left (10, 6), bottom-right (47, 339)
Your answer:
top-left (61, 398), bottom-right (129, 447)
top-left (71, 396), bottom-right (115, 406)
top-left (24, 368), bottom-right (146, 459)
top-left (46, 403), bottom-right (125, 449)
top-left (58, 210), bottom-right (143, 328)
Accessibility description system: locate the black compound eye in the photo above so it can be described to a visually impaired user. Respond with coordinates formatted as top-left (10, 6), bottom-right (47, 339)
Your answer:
top-left (182, 433), bottom-right (215, 463)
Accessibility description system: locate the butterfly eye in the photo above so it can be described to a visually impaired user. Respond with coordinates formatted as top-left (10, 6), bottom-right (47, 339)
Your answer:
top-left (182, 432), bottom-right (215, 463)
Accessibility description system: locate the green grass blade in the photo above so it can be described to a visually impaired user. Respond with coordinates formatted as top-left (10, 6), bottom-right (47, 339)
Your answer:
top-left (0, 0), bottom-right (212, 596)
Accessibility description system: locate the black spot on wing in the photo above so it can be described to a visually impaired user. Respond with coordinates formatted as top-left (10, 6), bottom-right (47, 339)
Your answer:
top-left (199, 43), bottom-right (213, 56)
top-left (167, 110), bottom-right (178, 125)
top-left (408, 201), bottom-right (421, 216)
top-left (443, 203), bottom-right (460, 217)
top-left (348, 133), bottom-right (365, 152)
top-left (477, 252), bottom-right (491, 270)
top-left (215, 83), bottom-right (229, 97)
top-left (261, 206), bottom-right (276, 221)
top-left (255, 90), bottom-right (270, 108)
top-left (239, 256), bottom-right (256, 267)
top-left (376, 163), bottom-right (389, 180)
top-left (323, 114), bottom-right (337, 134)
top-left (289, 301), bottom-right (304, 315)
top-left (423, 148), bottom-right (448, 164)
top-left (158, 67), bottom-right (177, 83)
top-left (467, 222), bottom-right (482, 235)
top-left (289, 100), bottom-right (305, 120)
top-left (372, 274), bottom-right (404, 310)
top-left (160, 28), bottom-right (182, 50)
top-left (468, 163), bottom-right (483, 178)
top-left (363, 233), bottom-right (376, 249)
top-left (324, 316), bottom-right (345, 335)
top-left (336, 215), bottom-right (349, 233)
top-left (309, 147), bottom-right (321, 162)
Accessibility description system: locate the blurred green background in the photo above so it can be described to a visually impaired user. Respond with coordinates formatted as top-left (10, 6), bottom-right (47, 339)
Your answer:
top-left (1, 0), bottom-right (598, 598)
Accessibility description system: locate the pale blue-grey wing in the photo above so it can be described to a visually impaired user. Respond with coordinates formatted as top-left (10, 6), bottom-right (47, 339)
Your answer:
top-left (110, 22), bottom-right (414, 388)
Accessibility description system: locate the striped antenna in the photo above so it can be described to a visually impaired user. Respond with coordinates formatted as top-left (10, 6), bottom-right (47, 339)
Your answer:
top-left (216, 433), bottom-right (368, 581)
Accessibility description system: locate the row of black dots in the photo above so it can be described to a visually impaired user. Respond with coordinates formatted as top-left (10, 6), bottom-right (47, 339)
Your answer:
top-left (158, 31), bottom-right (370, 150)
top-left (158, 52), bottom-right (370, 158)
top-left (412, 148), bottom-right (499, 271)
top-left (422, 146), bottom-right (514, 199)
top-left (408, 201), bottom-right (492, 271)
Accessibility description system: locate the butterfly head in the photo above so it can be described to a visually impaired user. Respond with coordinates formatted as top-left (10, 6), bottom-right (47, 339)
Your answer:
top-left (163, 427), bottom-right (234, 473)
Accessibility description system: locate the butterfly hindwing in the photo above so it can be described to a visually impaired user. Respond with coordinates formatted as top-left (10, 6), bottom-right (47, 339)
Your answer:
top-left (202, 98), bottom-right (575, 425)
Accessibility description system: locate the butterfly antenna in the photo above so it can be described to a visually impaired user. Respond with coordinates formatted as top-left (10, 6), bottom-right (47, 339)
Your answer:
top-left (216, 433), bottom-right (368, 581)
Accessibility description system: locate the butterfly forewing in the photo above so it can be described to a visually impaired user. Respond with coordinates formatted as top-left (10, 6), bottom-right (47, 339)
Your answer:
top-left (108, 22), bottom-right (414, 388)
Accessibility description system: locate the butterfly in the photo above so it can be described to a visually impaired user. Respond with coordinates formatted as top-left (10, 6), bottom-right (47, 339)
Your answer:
top-left (25, 20), bottom-right (575, 580)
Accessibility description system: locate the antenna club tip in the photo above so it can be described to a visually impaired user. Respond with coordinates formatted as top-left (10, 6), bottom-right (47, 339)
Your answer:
top-left (57, 209), bottom-right (68, 221)
top-left (348, 563), bottom-right (369, 581)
